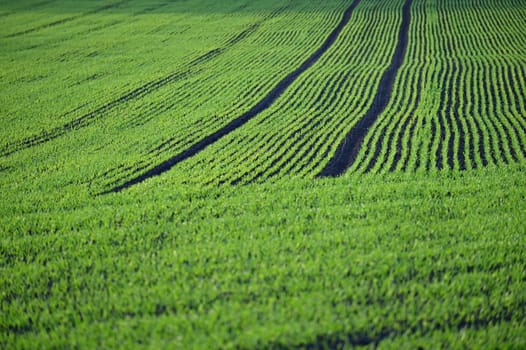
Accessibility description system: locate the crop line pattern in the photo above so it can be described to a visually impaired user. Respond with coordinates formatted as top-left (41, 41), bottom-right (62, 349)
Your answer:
top-left (143, 1), bottom-right (402, 186)
top-left (88, 3), bottom-right (349, 190)
top-left (4, 0), bottom-right (524, 191)
top-left (3, 0), bottom-right (128, 38)
top-left (102, 0), bottom-right (363, 193)
top-left (318, 0), bottom-right (412, 177)
top-left (340, 0), bottom-right (526, 175)
top-left (88, 5), bottom-right (341, 191)
top-left (15, 2), bottom-right (193, 52)
top-left (0, 14), bottom-right (276, 158)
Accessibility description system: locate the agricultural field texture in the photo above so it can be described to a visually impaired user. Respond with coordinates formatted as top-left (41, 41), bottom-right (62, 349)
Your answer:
top-left (1, 0), bottom-right (525, 348)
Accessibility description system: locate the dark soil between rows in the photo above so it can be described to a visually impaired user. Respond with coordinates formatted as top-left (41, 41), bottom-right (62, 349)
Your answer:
top-left (318, 0), bottom-right (413, 177)
top-left (104, 0), bottom-right (363, 193)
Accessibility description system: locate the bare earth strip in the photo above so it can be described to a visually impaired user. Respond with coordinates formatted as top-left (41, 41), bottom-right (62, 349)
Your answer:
top-left (318, 0), bottom-right (412, 177)
top-left (103, 0), bottom-right (363, 194)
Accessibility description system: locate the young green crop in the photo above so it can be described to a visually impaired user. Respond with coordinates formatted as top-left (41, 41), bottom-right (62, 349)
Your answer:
top-left (1, 0), bottom-right (526, 348)
top-left (352, 0), bottom-right (526, 174)
top-left (2, 165), bottom-right (526, 348)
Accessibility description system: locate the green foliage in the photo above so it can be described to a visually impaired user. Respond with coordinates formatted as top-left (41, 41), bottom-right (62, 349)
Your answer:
top-left (1, 0), bottom-right (525, 348)
top-left (353, 0), bottom-right (526, 173)
top-left (2, 166), bottom-right (526, 348)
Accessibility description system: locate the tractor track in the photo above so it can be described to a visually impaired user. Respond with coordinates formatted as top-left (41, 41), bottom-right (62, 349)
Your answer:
top-left (102, 0), bottom-right (363, 193)
top-left (318, 0), bottom-right (412, 177)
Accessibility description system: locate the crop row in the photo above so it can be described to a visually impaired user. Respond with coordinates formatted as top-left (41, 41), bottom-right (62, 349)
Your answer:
top-left (351, 0), bottom-right (526, 174)
top-left (2, 0), bottom-right (525, 194)
top-left (128, 0), bottom-right (405, 187)
top-left (87, 1), bottom-right (354, 192)
top-left (1, 0), bottom-right (280, 146)
top-left (1, 15), bottom-right (270, 157)
top-left (0, 0), bottom-right (352, 194)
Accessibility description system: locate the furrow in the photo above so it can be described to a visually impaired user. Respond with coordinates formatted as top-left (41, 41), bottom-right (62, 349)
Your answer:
top-left (93, 4), bottom-right (344, 190)
top-left (318, 0), bottom-right (412, 177)
top-left (102, 0), bottom-right (364, 193)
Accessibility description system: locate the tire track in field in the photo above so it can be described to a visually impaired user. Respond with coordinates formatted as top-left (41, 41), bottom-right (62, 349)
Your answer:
top-left (0, 17), bottom-right (269, 158)
top-left (3, 0), bottom-right (128, 38)
top-left (103, 0), bottom-right (363, 193)
top-left (318, 0), bottom-right (412, 177)
top-left (357, 66), bottom-right (413, 173)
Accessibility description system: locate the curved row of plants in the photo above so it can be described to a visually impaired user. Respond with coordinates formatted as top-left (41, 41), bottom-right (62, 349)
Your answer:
top-left (350, 0), bottom-right (526, 174)
top-left (154, 0), bottom-right (404, 187)
top-left (1, 0), bottom-right (284, 147)
top-left (0, 0), bottom-right (351, 196)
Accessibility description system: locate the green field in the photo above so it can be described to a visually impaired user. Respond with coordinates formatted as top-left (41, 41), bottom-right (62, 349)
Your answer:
top-left (1, 0), bottom-right (525, 348)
